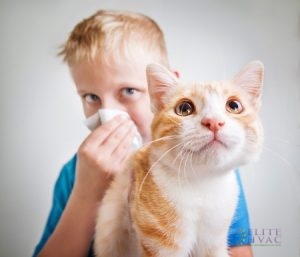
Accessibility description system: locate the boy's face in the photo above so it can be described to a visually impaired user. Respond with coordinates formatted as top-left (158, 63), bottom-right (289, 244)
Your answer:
top-left (70, 57), bottom-right (154, 142)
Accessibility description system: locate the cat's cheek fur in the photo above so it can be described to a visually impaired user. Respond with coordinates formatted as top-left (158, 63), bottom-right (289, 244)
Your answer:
top-left (243, 119), bottom-right (264, 162)
top-left (179, 118), bottom-right (247, 172)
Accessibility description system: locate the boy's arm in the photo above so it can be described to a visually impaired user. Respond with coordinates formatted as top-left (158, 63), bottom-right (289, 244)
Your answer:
top-left (33, 154), bottom-right (80, 257)
top-left (227, 170), bottom-right (253, 257)
top-left (35, 153), bottom-right (110, 257)
top-left (229, 245), bottom-right (253, 257)
top-left (37, 182), bottom-right (106, 257)
top-left (37, 116), bottom-right (136, 257)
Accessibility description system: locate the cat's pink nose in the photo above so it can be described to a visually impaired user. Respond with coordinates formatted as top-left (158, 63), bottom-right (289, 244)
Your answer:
top-left (201, 118), bottom-right (225, 133)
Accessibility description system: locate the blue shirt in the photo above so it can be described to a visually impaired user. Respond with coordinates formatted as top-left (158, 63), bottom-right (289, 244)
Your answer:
top-left (33, 154), bottom-right (251, 256)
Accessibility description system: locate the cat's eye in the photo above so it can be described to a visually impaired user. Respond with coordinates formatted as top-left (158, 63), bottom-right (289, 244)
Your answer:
top-left (175, 100), bottom-right (195, 116)
top-left (226, 98), bottom-right (243, 114)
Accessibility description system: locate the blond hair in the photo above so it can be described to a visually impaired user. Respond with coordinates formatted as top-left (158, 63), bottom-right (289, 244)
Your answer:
top-left (59, 10), bottom-right (169, 67)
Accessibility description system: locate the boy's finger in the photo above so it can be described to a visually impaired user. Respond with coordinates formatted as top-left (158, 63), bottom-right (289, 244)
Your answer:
top-left (83, 114), bottom-right (129, 146)
top-left (100, 119), bottom-right (135, 154)
top-left (112, 125), bottom-right (136, 162)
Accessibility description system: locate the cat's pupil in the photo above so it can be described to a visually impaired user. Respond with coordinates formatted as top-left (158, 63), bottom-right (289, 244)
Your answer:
top-left (229, 101), bottom-right (239, 110)
top-left (175, 101), bottom-right (194, 116)
top-left (226, 99), bottom-right (243, 114)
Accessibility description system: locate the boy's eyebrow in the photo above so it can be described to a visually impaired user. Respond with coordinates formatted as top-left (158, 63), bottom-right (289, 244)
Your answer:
top-left (119, 80), bottom-right (146, 88)
top-left (77, 89), bottom-right (88, 95)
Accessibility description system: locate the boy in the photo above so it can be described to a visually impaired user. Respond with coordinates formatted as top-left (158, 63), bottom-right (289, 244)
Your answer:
top-left (33, 10), bottom-right (253, 257)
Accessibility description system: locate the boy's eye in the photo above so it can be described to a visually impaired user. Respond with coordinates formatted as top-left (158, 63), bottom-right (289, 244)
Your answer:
top-left (121, 88), bottom-right (142, 101)
top-left (226, 98), bottom-right (243, 114)
top-left (122, 88), bottom-right (137, 96)
top-left (84, 94), bottom-right (100, 103)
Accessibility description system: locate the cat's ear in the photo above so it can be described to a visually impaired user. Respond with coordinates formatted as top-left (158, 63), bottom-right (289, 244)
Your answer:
top-left (233, 60), bottom-right (264, 109)
top-left (146, 63), bottom-right (179, 112)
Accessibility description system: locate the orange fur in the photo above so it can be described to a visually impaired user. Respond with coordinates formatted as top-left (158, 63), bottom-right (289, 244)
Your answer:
top-left (130, 148), bottom-right (179, 252)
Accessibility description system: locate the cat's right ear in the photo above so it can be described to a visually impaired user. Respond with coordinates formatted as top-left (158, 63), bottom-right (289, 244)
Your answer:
top-left (146, 63), bottom-right (179, 112)
top-left (233, 60), bottom-right (264, 110)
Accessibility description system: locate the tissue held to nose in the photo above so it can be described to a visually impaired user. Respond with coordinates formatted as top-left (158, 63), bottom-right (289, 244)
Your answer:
top-left (84, 109), bottom-right (143, 150)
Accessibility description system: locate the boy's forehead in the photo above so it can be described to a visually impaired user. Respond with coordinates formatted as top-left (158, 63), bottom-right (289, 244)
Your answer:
top-left (70, 55), bottom-right (150, 89)
top-left (71, 52), bottom-right (159, 75)
top-left (67, 43), bottom-right (164, 67)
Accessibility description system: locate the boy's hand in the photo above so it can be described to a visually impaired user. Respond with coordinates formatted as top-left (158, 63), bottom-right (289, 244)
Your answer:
top-left (73, 115), bottom-right (136, 202)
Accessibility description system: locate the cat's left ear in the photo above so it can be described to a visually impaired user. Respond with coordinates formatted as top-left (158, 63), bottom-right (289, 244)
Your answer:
top-left (146, 63), bottom-right (179, 112)
top-left (233, 60), bottom-right (264, 109)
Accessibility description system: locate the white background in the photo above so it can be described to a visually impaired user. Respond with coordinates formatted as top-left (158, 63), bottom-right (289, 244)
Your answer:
top-left (0, 0), bottom-right (299, 256)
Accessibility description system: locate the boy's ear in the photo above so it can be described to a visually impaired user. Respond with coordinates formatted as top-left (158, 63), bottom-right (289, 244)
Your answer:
top-left (146, 63), bottom-right (179, 112)
top-left (232, 60), bottom-right (264, 109)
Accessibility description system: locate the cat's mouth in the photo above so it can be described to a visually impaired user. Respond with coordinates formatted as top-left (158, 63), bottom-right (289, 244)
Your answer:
top-left (183, 135), bottom-right (228, 154)
top-left (202, 138), bottom-right (227, 151)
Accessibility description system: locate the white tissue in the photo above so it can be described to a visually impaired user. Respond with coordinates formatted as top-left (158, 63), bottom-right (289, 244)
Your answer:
top-left (84, 109), bottom-right (142, 150)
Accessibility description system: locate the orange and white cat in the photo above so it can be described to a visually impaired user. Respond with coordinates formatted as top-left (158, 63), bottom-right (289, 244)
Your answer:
top-left (94, 61), bottom-right (264, 257)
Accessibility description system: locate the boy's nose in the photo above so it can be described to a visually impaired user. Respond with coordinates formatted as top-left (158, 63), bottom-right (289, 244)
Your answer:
top-left (101, 99), bottom-right (125, 111)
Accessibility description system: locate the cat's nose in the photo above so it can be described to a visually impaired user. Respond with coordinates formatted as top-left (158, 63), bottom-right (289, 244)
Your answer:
top-left (201, 117), bottom-right (225, 133)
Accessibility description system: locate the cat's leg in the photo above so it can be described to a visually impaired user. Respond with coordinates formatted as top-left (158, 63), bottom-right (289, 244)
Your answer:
top-left (94, 170), bottom-right (137, 257)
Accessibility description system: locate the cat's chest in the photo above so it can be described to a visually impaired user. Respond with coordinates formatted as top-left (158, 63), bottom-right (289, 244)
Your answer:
top-left (151, 166), bottom-right (238, 219)
top-left (148, 166), bottom-right (238, 255)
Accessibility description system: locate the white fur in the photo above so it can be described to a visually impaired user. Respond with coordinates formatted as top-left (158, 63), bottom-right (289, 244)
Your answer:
top-left (145, 147), bottom-right (239, 257)
top-left (94, 170), bottom-right (140, 257)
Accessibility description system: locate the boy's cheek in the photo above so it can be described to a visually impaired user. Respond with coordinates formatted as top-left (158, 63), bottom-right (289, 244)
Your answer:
top-left (82, 102), bottom-right (101, 118)
top-left (139, 124), bottom-right (152, 143)
top-left (129, 96), bottom-right (153, 141)
top-left (137, 110), bottom-right (153, 142)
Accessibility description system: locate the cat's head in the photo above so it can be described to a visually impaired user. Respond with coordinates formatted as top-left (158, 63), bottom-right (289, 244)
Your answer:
top-left (146, 61), bottom-right (264, 172)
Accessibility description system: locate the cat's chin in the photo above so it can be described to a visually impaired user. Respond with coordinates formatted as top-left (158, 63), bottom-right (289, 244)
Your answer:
top-left (181, 139), bottom-right (245, 171)
top-left (200, 138), bottom-right (228, 152)
top-left (183, 137), bottom-right (229, 157)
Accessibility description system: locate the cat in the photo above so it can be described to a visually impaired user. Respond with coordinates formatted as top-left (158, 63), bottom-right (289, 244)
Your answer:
top-left (94, 60), bottom-right (264, 257)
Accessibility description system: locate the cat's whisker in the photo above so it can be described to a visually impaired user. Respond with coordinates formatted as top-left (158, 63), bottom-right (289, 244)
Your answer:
top-left (174, 140), bottom-right (195, 192)
top-left (172, 148), bottom-right (184, 165)
top-left (182, 140), bottom-right (198, 177)
top-left (169, 142), bottom-right (192, 193)
top-left (187, 147), bottom-right (198, 178)
top-left (137, 142), bottom-right (185, 197)
top-left (176, 149), bottom-right (185, 196)
top-left (182, 148), bottom-right (192, 182)
top-left (180, 145), bottom-right (193, 185)
top-left (266, 137), bottom-right (300, 147)
top-left (263, 144), bottom-right (300, 204)
top-left (143, 135), bottom-right (180, 148)
top-left (167, 135), bottom-right (191, 165)
top-left (176, 146), bottom-right (194, 197)
top-left (263, 145), bottom-right (295, 170)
